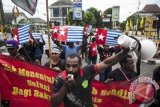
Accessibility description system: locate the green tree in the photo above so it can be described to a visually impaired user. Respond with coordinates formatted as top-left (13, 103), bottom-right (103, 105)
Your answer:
top-left (86, 7), bottom-right (103, 27)
top-left (83, 11), bottom-right (96, 25)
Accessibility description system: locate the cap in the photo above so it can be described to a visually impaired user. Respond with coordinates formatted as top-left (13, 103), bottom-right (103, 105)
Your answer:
top-left (51, 46), bottom-right (61, 54)
top-left (6, 40), bottom-right (19, 48)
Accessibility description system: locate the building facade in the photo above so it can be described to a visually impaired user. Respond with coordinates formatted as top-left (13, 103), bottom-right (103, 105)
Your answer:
top-left (29, 18), bottom-right (47, 31)
top-left (49, 0), bottom-right (73, 26)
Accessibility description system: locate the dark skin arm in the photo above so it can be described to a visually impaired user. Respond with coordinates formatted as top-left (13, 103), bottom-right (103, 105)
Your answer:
top-left (51, 77), bottom-right (75, 107)
top-left (96, 48), bottom-right (129, 73)
top-left (29, 29), bottom-right (38, 45)
top-left (41, 35), bottom-right (45, 45)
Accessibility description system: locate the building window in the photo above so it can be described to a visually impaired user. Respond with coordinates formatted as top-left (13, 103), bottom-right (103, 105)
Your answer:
top-left (62, 7), bottom-right (67, 17)
top-left (53, 8), bottom-right (59, 17)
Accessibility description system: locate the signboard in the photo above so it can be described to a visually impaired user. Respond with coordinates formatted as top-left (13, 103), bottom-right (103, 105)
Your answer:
top-left (73, 0), bottom-right (82, 20)
top-left (103, 18), bottom-right (110, 22)
top-left (112, 6), bottom-right (120, 22)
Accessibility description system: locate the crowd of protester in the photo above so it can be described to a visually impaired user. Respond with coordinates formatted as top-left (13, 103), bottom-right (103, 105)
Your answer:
top-left (1, 28), bottom-right (160, 107)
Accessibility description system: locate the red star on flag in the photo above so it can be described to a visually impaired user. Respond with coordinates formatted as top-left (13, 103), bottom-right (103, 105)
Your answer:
top-left (59, 29), bottom-right (65, 36)
top-left (92, 47), bottom-right (96, 52)
top-left (96, 28), bottom-right (107, 45)
top-left (13, 34), bottom-right (19, 41)
top-left (52, 26), bottom-right (60, 40)
top-left (98, 34), bottom-right (105, 41)
top-left (12, 27), bottom-right (19, 43)
top-left (57, 26), bottom-right (68, 42)
top-left (89, 42), bottom-right (97, 56)
top-left (53, 28), bottom-right (58, 33)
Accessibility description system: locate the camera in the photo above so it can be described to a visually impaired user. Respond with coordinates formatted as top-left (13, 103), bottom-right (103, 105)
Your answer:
top-left (67, 74), bottom-right (74, 80)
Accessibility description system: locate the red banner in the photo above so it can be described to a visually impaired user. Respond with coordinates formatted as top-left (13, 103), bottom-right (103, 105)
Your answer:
top-left (0, 55), bottom-right (140, 107)
top-left (92, 81), bottom-right (140, 107)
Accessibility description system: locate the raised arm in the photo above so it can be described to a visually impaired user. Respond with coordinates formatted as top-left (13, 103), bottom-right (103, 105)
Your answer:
top-left (41, 35), bottom-right (46, 45)
top-left (96, 49), bottom-right (129, 73)
top-left (29, 30), bottom-right (38, 45)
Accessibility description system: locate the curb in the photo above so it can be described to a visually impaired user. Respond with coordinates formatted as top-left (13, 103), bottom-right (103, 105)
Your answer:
top-left (142, 59), bottom-right (160, 65)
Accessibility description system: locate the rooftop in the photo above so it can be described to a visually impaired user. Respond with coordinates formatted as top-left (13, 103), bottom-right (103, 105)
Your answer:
top-left (141, 4), bottom-right (160, 13)
top-left (50, 0), bottom-right (73, 6)
top-left (29, 18), bottom-right (46, 23)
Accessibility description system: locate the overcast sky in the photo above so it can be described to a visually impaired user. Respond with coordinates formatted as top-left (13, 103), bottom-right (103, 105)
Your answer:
top-left (2, 0), bottom-right (160, 22)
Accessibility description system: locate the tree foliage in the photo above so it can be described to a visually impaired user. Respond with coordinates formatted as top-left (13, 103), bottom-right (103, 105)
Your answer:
top-left (83, 11), bottom-right (96, 25)
top-left (86, 7), bottom-right (103, 27)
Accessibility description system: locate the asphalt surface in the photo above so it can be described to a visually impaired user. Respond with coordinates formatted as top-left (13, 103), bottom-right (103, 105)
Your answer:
top-left (42, 54), bottom-right (159, 79)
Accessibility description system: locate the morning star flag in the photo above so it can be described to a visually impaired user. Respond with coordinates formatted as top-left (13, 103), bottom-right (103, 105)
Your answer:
top-left (67, 26), bottom-right (83, 42)
top-left (52, 26), bottom-right (60, 40)
top-left (18, 24), bottom-right (31, 44)
top-left (57, 26), bottom-right (68, 42)
top-left (11, 0), bottom-right (38, 15)
top-left (32, 33), bottom-right (42, 40)
top-left (96, 28), bottom-right (107, 45)
top-left (106, 30), bottom-right (122, 46)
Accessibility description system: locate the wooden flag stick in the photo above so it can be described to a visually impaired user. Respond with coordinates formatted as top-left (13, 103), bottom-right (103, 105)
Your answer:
top-left (46, 0), bottom-right (51, 59)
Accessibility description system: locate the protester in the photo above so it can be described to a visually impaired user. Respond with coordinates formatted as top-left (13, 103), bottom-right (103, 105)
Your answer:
top-left (60, 42), bottom-right (81, 58)
top-left (18, 42), bottom-right (35, 62)
top-left (44, 45), bottom-right (65, 72)
top-left (149, 66), bottom-right (160, 107)
top-left (98, 45), bottom-right (112, 81)
top-left (107, 54), bottom-right (137, 82)
top-left (87, 37), bottom-right (98, 65)
top-left (81, 28), bottom-right (92, 61)
top-left (54, 40), bottom-right (66, 60)
top-left (5, 40), bottom-right (25, 61)
top-left (33, 34), bottom-right (45, 64)
top-left (51, 48), bottom-right (129, 107)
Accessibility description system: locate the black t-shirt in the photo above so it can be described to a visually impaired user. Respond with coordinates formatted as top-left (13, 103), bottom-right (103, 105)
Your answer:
top-left (53, 65), bottom-right (96, 107)
top-left (18, 45), bottom-right (35, 62)
top-left (107, 68), bottom-right (137, 82)
top-left (44, 59), bottom-right (65, 72)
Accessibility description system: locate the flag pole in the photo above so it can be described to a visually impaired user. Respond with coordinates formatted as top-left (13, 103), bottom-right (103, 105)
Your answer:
top-left (0, 0), bottom-right (5, 33)
top-left (46, 0), bottom-right (51, 59)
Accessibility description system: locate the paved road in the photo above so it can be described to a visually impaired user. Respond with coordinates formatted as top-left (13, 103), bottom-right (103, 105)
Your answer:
top-left (41, 54), bottom-right (159, 79)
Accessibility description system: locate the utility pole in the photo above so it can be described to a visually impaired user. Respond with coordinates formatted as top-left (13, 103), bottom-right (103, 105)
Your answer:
top-left (60, 3), bottom-right (63, 26)
top-left (135, 0), bottom-right (141, 35)
top-left (0, 0), bottom-right (5, 33)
